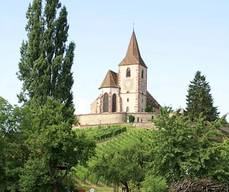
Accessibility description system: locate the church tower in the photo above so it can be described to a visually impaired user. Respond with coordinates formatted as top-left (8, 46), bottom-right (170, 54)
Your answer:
top-left (119, 31), bottom-right (147, 112)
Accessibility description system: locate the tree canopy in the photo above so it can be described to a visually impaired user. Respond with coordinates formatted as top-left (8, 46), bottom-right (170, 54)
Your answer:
top-left (15, 0), bottom-right (96, 191)
top-left (151, 107), bottom-right (229, 184)
top-left (186, 71), bottom-right (219, 122)
top-left (0, 97), bottom-right (28, 191)
top-left (92, 140), bottom-right (151, 192)
top-left (18, 0), bottom-right (75, 124)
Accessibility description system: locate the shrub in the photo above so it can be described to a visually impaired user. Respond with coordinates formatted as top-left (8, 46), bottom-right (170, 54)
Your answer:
top-left (128, 115), bottom-right (135, 123)
top-left (141, 175), bottom-right (167, 192)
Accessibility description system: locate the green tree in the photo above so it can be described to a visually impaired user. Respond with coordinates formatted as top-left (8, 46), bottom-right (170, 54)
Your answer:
top-left (0, 97), bottom-right (6, 190)
top-left (18, 0), bottom-right (75, 124)
top-left (145, 103), bottom-right (154, 113)
top-left (151, 107), bottom-right (229, 184)
top-left (17, 0), bottom-right (95, 191)
top-left (92, 141), bottom-right (151, 192)
top-left (141, 175), bottom-right (167, 192)
top-left (186, 71), bottom-right (219, 122)
top-left (19, 99), bottom-right (95, 191)
top-left (0, 97), bottom-right (28, 191)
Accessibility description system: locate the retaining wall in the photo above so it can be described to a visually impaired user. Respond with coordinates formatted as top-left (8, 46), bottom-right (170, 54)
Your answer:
top-left (77, 112), bottom-right (155, 126)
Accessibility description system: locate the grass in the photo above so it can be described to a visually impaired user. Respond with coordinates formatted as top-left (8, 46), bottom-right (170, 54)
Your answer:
top-left (76, 179), bottom-right (114, 192)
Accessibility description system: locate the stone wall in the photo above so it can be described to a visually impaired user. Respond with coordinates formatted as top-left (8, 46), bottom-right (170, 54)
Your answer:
top-left (77, 112), bottom-right (155, 126)
top-left (128, 112), bottom-right (154, 123)
top-left (77, 113), bottom-right (126, 126)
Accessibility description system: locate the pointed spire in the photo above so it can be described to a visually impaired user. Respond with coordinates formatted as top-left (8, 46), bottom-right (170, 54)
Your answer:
top-left (99, 70), bottom-right (119, 89)
top-left (119, 31), bottom-right (147, 67)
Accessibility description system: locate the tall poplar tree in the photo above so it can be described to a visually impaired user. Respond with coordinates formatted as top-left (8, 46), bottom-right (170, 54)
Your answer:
top-left (18, 0), bottom-right (75, 123)
top-left (186, 71), bottom-right (219, 121)
top-left (17, 0), bottom-right (95, 191)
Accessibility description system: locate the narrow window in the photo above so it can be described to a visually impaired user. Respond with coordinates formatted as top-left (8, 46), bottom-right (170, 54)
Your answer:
top-left (103, 93), bottom-right (109, 112)
top-left (112, 94), bottom-right (117, 112)
top-left (126, 68), bottom-right (131, 77)
top-left (127, 98), bottom-right (129, 102)
top-left (141, 69), bottom-right (144, 79)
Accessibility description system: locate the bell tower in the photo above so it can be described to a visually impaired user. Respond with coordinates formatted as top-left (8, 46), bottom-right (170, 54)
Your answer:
top-left (119, 31), bottom-right (147, 112)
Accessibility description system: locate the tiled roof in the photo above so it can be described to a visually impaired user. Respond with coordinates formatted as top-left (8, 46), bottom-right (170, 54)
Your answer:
top-left (99, 70), bottom-right (119, 89)
top-left (119, 31), bottom-right (147, 68)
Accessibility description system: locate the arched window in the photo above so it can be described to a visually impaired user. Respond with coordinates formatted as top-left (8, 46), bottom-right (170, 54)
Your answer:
top-left (126, 68), bottom-right (131, 77)
top-left (103, 93), bottom-right (109, 112)
top-left (141, 69), bottom-right (144, 79)
top-left (112, 94), bottom-right (117, 112)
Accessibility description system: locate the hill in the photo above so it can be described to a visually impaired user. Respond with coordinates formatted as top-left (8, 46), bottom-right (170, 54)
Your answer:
top-left (73, 125), bottom-right (155, 191)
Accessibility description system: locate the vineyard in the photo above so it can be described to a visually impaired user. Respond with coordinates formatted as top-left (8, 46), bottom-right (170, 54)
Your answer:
top-left (77, 125), bottom-right (127, 141)
top-left (74, 125), bottom-right (155, 191)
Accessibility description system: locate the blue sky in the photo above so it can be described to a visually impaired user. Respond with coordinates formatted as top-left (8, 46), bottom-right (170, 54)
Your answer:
top-left (0, 0), bottom-right (228, 118)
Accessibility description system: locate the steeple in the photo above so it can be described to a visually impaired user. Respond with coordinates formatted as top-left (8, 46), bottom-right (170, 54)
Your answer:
top-left (119, 30), bottom-right (147, 67)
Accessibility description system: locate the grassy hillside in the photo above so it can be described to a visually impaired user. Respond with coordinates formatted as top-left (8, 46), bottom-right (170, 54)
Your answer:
top-left (73, 125), bottom-right (155, 191)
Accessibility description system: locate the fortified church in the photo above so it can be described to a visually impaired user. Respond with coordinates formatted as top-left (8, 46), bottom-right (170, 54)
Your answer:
top-left (78, 31), bottom-right (160, 126)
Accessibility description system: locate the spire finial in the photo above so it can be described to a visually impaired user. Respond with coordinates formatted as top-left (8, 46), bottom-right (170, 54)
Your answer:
top-left (132, 21), bottom-right (135, 31)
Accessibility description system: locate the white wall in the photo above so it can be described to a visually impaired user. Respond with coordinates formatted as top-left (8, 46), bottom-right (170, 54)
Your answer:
top-left (119, 64), bottom-right (147, 112)
top-left (119, 65), bottom-right (138, 112)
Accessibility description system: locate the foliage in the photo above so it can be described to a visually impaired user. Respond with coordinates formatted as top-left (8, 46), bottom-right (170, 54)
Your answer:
top-left (74, 128), bottom-right (155, 191)
top-left (220, 114), bottom-right (228, 125)
top-left (145, 103), bottom-right (154, 112)
top-left (17, 0), bottom-right (75, 124)
top-left (0, 97), bottom-right (7, 190)
top-left (128, 115), bottom-right (135, 123)
top-left (19, 98), bottom-right (95, 191)
top-left (92, 145), bottom-right (145, 192)
top-left (90, 132), bottom-right (153, 192)
top-left (186, 71), bottom-right (219, 122)
top-left (151, 107), bottom-right (229, 184)
top-left (141, 175), bottom-right (168, 192)
top-left (79, 125), bottom-right (127, 141)
top-left (0, 97), bottom-right (29, 191)
top-left (16, 0), bottom-right (96, 191)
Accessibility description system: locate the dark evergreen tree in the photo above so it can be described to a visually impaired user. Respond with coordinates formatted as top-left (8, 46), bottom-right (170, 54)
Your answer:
top-left (17, 0), bottom-right (95, 191)
top-left (186, 71), bottom-right (219, 121)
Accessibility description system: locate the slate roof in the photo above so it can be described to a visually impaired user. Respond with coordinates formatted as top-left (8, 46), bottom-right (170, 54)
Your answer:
top-left (99, 70), bottom-right (119, 89)
top-left (119, 30), bottom-right (147, 68)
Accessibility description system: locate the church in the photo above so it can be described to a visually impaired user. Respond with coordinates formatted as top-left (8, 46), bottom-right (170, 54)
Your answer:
top-left (91, 31), bottom-right (160, 114)
top-left (78, 31), bottom-right (160, 126)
